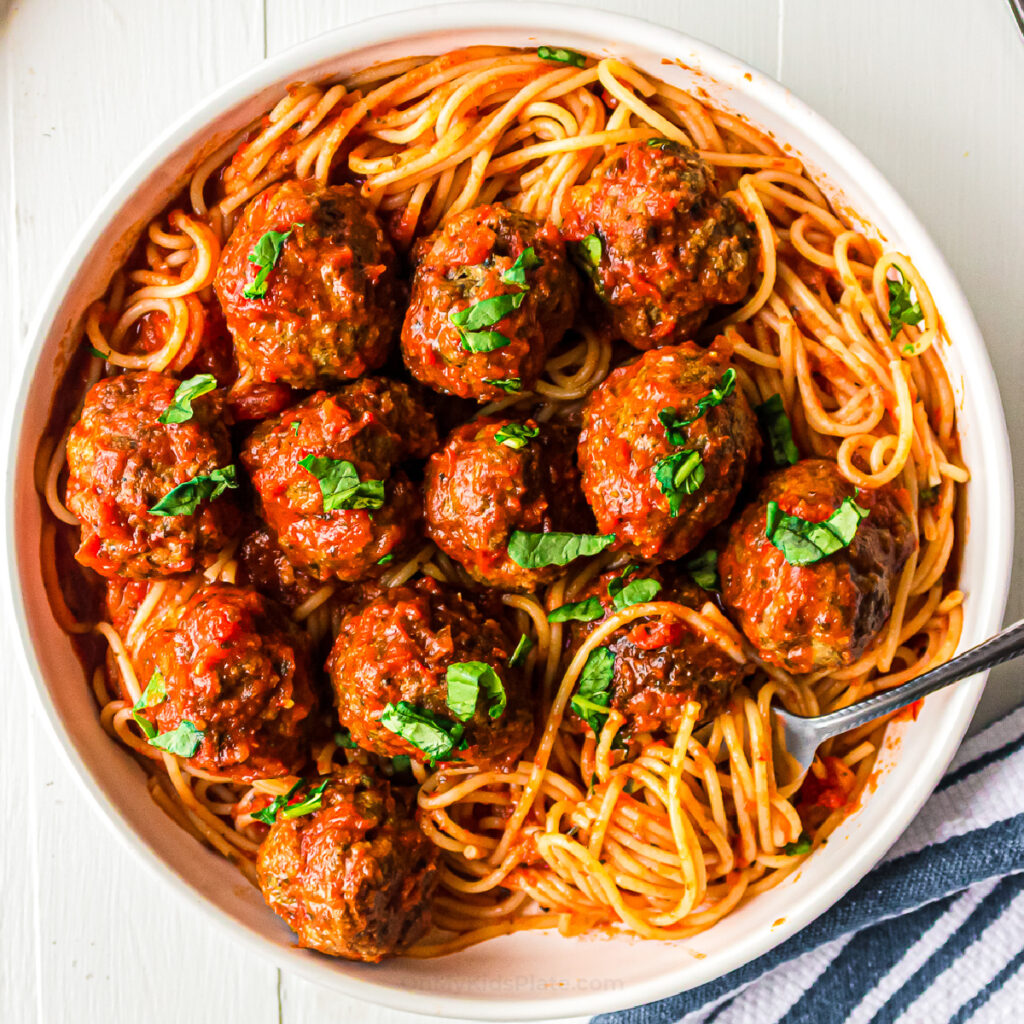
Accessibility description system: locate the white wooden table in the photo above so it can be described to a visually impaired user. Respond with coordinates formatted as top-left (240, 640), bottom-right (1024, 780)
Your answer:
top-left (3, 1), bottom-right (1024, 1021)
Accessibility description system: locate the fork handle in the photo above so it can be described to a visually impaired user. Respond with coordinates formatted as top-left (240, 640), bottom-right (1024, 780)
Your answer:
top-left (797, 616), bottom-right (1024, 743)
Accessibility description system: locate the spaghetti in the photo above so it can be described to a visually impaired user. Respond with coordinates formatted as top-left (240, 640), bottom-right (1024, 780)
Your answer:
top-left (39, 47), bottom-right (965, 954)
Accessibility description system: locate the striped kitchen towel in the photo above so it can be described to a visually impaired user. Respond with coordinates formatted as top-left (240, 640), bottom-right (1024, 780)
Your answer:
top-left (596, 702), bottom-right (1024, 1024)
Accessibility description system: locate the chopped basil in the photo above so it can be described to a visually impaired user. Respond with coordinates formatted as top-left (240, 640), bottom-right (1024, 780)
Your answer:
top-left (646, 137), bottom-right (686, 153)
top-left (379, 701), bottom-right (466, 761)
top-left (658, 368), bottom-right (737, 438)
top-left (333, 728), bottom-right (358, 749)
top-left (87, 345), bottom-right (108, 360)
top-left (149, 465), bottom-right (238, 517)
top-left (765, 497), bottom-right (869, 566)
top-left (149, 720), bottom-right (205, 757)
top-left (280, 777), bottom-right (330, 819)
top-left (685, 549), bottom-right (719, 591)
top-left (509, 634), bottom-right (534, 668)
top-left (570, 647), bottom-right (616, 735)
top-left (484, 377), bottom-right (523, 393)
top-left (298, 455), bottom-right (384, 512)
top-left (655, 450), bottom-right (705, 516)
top-left (755, 393), bottom-right (800, 467)
top-left (449, 292), bottom-right (526, 352)
top-left (501, 247), bottom-right (540, 288)
top-left (158, 374), bottom-right (217, 425)
top-left (446, 661), bottom-right (507, 721)
top-left (133, 671), bottom-right (167, 711)
top-left (290, 420), bottom-right (300, 435)
top-left (919, 485), bottom-right (938, 506)
top-left (548, 596), bottom-right (604, 623)
top-left (132, 671), bottom-right (167, 737)
top-left (611, 577), bottom-right (661, 611)
top-left (579, 234), bottom-right (602, 268)
top-left (494, 422), bottom-right (539, 450)
top-left (252, 779), bottom-right (304, 825)
top-left (243, 226), bottom-right (296, 299)
top-left (784, 833), bottom-right (813, 855)
top-left (389, 754), bottom-right (412, 774)
top-left (376, 553), bottom-right (394, 565)
top-left (508, 530), bottom-right (615, 568)
top-left (537, 45), bottom-right (587, 67)
top-left (887, 270), bottom-right (923, 340)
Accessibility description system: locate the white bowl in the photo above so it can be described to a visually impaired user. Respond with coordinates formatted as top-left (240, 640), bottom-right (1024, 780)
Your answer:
top-left (5, 3), bottom-right (1014, 1019)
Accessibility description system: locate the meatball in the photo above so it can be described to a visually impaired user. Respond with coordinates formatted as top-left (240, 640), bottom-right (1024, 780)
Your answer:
top-left (424, 417), bottom-right (592, 591)
top-left (327, 577), bottom-right (533, 768)
top-left (241, 378), bottom-right (437, 582)
top-left (562, 139), bottom-right (756, 348)
top-left (65, 371), bottom-right (238, 578)
top-left (565, 567), bottom-right (750, 736)
top-left (215, 180), bottom-right (401, 388)
top-left (720, 460), bottom-right (917, 674)
top-left (135, 583), bottom-right (316, 780)
top-left (235, 526), bottom-right (324, 611)
top-left (577, 340), bottom-right (760, 561)
top-left (257, 765), bottom-right (438, 961)
top-left (401, 204), bottom-right (578, 401)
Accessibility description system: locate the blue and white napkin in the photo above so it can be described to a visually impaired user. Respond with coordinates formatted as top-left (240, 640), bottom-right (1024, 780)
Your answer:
top-left (596, 702), bottom-right (1024, 1024)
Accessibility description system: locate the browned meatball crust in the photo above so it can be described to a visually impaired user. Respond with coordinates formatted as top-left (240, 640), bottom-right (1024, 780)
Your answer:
top-left (577, 340), bottom-right (760, 562)
top-left (257, 765), bottom-right (438, 961)
top-left (327, 578), bottom-right (533, 769)
top-left (719, 459), bottom-right (917, 674)
top-left (424, 417), bottom-right (592, 591)
top-left (401, 204), bottom-right (578, 401)
top-left (65, 371), bottom-right (238, 579)
top-left (215, 180), bottom-right (401, 388)
top-left (562, 139), bottom-right (756, 348)
top-left (241, 378), bottom-right (437, 581)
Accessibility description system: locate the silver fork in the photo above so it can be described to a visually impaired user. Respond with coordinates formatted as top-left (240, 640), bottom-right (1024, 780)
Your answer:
top-left (774, 618), bottom-right (1024, 774)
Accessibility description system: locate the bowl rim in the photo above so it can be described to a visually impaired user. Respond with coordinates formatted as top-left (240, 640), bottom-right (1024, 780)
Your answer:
top-left (4, 2), bottom-right (1014, 1019)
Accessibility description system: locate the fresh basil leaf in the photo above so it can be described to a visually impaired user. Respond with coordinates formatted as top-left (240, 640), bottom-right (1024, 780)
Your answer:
top-left (333, 728), bottom-right (358, 749)
top-left (379, 701), bottom-right (466, 761)
top-left (537, 45), bottom-right (587, 67)
top-left (658, 368), bottom-right (737, 437)
top-left (243, 227), bottom-right (295, 300)
top-left (450, 292), bottom-right (526, 330)
top-left (611, 577), bottom-right (661, 611)
top-left (684, 549), bottom-right (719, 591)
top-left (459, 330), bottom-right (511, 352)
top-left (765, 497), bottom-right (869, 566)
top-left (784, 833), bottom-right (812, 855)
top-left (87, 345), bottom-right (108, 360)
top-left (654, 450), bottom-right (705, 516)
top-left (508, 633), bottom-right (533, 668)
top-left (919, 485), bottom-right (938, 506)
top-left (376, 554), bottom-right (394, 565)
top-left (290, 420), bottom-right (300, 435)
top-left (252, 779), bottom-right (304, 826)
top-left (494, 423), bottom-right (539, 450)
top-left (501, 247), bottom-right (540, 288)
top-left (389, 754), bottom-right (412, 774)
top-left (298, 455), bottom-right (385, 512)
top-left (508, 530), bottom-right (616, 568)
top-left (578, 234), bottom-right (602, 269)
top-left (446, 661), bottom-right (507, 721)
top-left (646, 137), bottom-right (686, 153)
top-left (158, 374), bottom-right (217, 425)
top-left (605, 564), bottom-right (638, 603)
top-left (149, 465), bottom-right (238, 516)
top-left (547, 596), bottom-right (604, 623)
top-left (887, 270), bottom-right (923, 340)
top-left (133, 714), bottom-right (157, 740)
top-left (281, 777), bottom-right (330, 819)
top-left (149, 720), bottom-right (205, 757)
top-left (484, 377), bottom-right (522, 393)
top-left (755, 393), bottom-right (800, 467)
top-left (133, 670), bottom-right (167, 711)
top-left (570, 647), bottom-right (616, 735)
